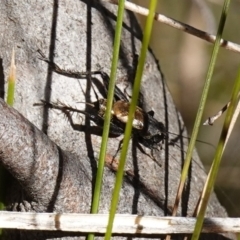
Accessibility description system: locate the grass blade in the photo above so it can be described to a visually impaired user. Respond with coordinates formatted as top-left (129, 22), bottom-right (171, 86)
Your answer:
top-left (190, 0), bottom-right (232, 239)
top-left (7, 49), bottom-right (16, 107)
top-left (192, 62), bottom-right (240, 240)
top-left (171, 0), bottom-right (231, 220)
top-left (104, 0), bottom-right (158, 239)
top-left (87, 1), bottom-right (125, 240)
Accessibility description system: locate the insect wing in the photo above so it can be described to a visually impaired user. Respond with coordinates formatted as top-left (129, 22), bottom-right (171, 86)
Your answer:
top-left (112, 100), bottom-right (144, 130)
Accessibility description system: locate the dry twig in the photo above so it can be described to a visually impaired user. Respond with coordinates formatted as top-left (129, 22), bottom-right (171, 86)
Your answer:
top-left (105, 0), bottom-right (240, 54)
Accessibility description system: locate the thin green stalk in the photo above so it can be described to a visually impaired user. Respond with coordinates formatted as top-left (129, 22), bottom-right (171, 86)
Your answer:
top-left (171, 0), bottom-right (231, 219)
top-left (190, 0), bottom-right (232, 240)
top-left (104, 1), bottom-right (158, 239)
top-left (7, 49), bottom-right (16, 107)
top-left (192, 63), bottom-right (240, 239)
top-left (87, 1), bottom-right (125, 240)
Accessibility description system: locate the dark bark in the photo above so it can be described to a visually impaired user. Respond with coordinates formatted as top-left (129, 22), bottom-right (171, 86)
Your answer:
top-left (0, 0), bottom-right (234, 239)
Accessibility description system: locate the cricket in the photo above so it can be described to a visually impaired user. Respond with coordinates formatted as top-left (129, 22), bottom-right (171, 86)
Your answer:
top-left (35, 50), bottom-right (208, 164)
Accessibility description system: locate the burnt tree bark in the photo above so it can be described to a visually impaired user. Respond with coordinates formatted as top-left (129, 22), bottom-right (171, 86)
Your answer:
top-left (0, 0), bottom-right (234, 239)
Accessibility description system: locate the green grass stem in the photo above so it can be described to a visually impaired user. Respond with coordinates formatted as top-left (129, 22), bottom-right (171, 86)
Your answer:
top-left (192, 60), bottom-right (240, 240)
top-left (104, 0), bottom-right (158, 239)
top-left (87, 1), bottom-right (125, 240)
top-left (6, 49), bottom-right (16, 107)
top-left (190, 0), bottom-right (232, 239)
top-left (171, 0), bottom-right (231, 220)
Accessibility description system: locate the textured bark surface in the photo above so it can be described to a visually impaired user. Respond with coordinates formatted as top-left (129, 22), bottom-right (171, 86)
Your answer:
top-left (0, 0), bottom-right (234, 239)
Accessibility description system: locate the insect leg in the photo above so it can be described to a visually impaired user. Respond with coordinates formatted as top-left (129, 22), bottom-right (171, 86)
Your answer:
top-left (135, 140), bottom-right (162, 168)
top-left (38, 50), bottom-right (127, 101)
top-left (37, 50), bottom-right (90, 79)
top-left (87, 70), bottom-right (128, 102)
top-left (111, 138), bottom-right (124, 164)
top-left (34, 100), bottom-right (103, 127)
top-left (37, 50), bottom-right (107, 81)
top-left (34, 100), bottom-right (124, 136)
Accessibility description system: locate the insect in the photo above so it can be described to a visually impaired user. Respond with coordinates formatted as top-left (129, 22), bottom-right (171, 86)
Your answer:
top-left (36, 50), bottom-right (207, 163)
top-left (37, 81), bottom-right (166, 149)
top-left (86, 83), bottom-right (167, 150)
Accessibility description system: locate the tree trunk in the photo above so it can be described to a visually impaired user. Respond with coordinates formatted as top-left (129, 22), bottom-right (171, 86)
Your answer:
top-left (0, 0), bottom-right (233, 239)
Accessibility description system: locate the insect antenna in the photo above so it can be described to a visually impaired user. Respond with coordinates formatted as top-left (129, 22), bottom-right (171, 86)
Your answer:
top-left (153, 126), bottom-right (215, 172)
top-left (162, 129), bottom-right (215, 150)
